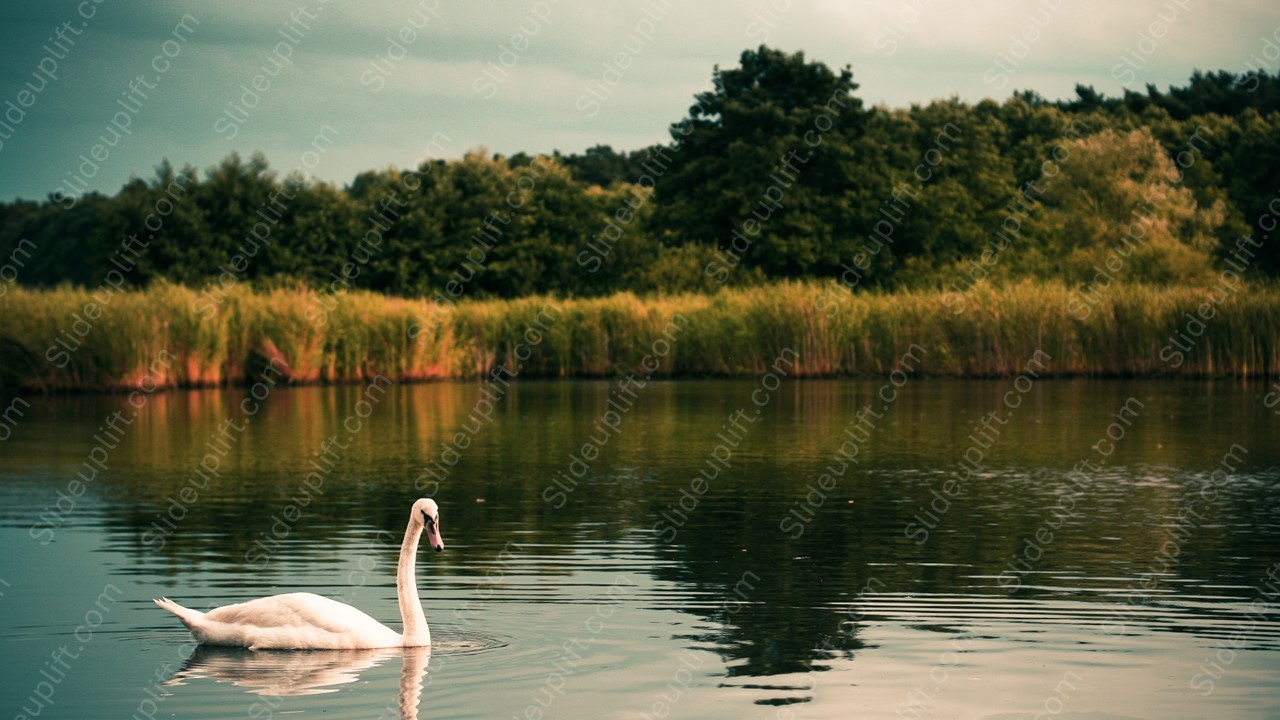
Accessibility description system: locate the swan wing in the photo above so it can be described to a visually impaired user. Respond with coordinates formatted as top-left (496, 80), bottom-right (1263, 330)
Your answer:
top-left (201, 593), bottom-right (401, 649)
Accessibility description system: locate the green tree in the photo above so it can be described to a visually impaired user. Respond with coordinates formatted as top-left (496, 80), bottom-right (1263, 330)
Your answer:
top-left (652, 46), bottom-right (870, 278)
top-left (350, 164), bottom-right (448, 295)
top-left (1028, 128), bottom-right (1225, 283)
top-left (490, 154), bottom-right (593, 296)
top-left (187, 153), bottom-right (278, 283)
top-left (1, 194), bottom-right (108, 287)
top-left (268, 178), bottom-right (362, 286)
top-left (889, 100), bottom-right (1017, 287)
top-left (94, 161), bottom-right (204, 286)
top-left (557, 145), bottom-right (644, 187)
top-left (1218, 109), bottom-right (1280, 276)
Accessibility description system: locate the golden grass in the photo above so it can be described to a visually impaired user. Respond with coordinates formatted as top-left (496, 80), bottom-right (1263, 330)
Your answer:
top-left (1, 280), bottom-right (1276, 391)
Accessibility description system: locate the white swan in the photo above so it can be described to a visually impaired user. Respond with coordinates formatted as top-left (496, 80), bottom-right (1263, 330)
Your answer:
top-left (154, 498), bottom-right (444, 650)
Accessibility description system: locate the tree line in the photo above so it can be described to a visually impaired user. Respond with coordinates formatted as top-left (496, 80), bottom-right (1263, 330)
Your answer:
top-left (2, 47), bottom-right (1277, 299)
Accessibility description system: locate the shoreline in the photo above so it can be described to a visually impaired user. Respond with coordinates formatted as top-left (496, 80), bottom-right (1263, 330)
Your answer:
top-left (8, 372), bottom-right (1279, 399)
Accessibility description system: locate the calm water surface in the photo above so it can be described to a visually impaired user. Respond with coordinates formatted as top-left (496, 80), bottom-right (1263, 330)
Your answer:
top-left (2, 379), bottom-right (1278, 719)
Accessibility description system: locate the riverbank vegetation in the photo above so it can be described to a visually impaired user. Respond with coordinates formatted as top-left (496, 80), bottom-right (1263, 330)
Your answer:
top-left (1, 48), bottom-right (1277, 391)
top-left (2, 281), bottom-right (1276, 391)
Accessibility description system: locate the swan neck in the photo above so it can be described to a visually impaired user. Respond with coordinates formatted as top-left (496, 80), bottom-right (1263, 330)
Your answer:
top-left (397, 516), bottom-right (428, 644)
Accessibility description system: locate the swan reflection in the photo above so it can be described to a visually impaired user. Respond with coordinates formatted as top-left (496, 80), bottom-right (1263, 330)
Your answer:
top-left (166, 644), bottom-right (431, 718)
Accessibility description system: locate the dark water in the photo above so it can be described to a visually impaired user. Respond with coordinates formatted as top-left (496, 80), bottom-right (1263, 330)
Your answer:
top-left (2, 379), bottom-right (1279, 719)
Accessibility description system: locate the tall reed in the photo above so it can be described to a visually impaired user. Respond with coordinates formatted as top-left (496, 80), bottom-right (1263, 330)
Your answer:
top-left (1, 280), bottom-right (1275, 391)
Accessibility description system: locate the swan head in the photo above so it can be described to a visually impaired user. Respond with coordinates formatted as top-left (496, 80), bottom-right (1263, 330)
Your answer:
top-left (412, 498), bottom-right (444, 552)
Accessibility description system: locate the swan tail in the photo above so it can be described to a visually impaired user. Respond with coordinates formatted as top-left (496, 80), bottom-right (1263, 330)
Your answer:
top-left (154, 597), bottom-right (205, 632)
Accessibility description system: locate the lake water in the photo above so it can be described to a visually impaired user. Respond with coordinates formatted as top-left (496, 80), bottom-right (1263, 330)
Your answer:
top-left (2, 378), bottom-right (1279, 719)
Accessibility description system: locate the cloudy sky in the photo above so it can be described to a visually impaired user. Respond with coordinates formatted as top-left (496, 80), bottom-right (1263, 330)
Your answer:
top-left (0, 0), bottom-right (1272, 202)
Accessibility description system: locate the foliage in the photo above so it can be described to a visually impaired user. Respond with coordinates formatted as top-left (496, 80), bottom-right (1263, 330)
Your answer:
top-left (1027, 127), bottom-right (1225, 284)
top-left (651, 46), bottom-right (872, 278)
top-left (1, 50), bottom-right (1278, 299)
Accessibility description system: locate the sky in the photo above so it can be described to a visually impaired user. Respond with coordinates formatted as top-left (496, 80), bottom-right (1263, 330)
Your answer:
top-left (0, 0), bottom-right (1274, 202)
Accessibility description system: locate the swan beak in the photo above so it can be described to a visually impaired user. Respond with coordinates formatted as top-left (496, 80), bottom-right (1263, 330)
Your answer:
top-left (428, 524), bottom-right (444, 552)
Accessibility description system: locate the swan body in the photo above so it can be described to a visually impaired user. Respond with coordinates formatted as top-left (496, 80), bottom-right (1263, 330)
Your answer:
top-left (153, 593), bottom-right (404, 650)
top-left (155, 498), bottom-right (444, 650)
